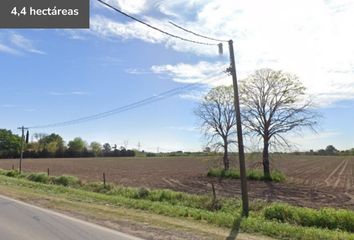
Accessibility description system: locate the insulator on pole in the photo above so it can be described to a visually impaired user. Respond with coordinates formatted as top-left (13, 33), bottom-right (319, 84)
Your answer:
top-left (218, 43), bottom-right (223, 55)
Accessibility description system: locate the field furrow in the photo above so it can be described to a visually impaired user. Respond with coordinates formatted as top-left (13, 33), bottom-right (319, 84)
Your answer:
top-left (0, 155), bottom-right (353, 209)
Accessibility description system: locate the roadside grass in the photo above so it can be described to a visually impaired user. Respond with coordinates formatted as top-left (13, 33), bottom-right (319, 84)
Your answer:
top-left (0, 169), bottom-right (353, 240)
top-left (207, 168), bottom-right (286, 182)
top-left (264, 203), bottom-right (354, 233)
top-left (2, 170), bottom-right (81, 187)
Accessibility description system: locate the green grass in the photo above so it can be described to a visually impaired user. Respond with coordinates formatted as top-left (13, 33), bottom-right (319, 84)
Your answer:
top-left (0, 170), bottom-right (81, 187)
top-left (241, 217), bottom-right (354, 240)
top-left (0, 169), bottom-right (23, 178)
top-left (0, 169), bottom-right (353, 240)
top-left (207, 168), bottom-right (240, 179)
top-left (264, 203), bottom-right (354, 233)
top-left (84, 182), bottom-right (242, 212)
top-left (50, 175), bottom-right (81, 187)
top-left (27, 172), bottom-right (50, 183)
top-left (207, 168), bottom-right (286, 182)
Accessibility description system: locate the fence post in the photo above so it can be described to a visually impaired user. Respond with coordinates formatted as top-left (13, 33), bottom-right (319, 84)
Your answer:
top-left (103, 172), bottom-right (106, 187)
top-left (47, 168), bottom-right (50, 176)
top-left (211, 182), bottom-right (216, 203)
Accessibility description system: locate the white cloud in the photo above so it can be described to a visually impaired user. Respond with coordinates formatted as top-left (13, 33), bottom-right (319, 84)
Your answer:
top-left (95, 0), bottom-right (148, 14)
top-left (151, 61), bottom-right (232, 101)
top-left (125, 68), bottom-right (150, 75)
top-left (10, 34), bottom-right (45, 55)
top-left (62, 29), bottom-right (87, 40)
top-left (1, 104), bottom-right (17, 108)
top-left (179, 91), bottom-right (206, 101)
top-left (151, 61), bottom-right (229, 86)
top-left (0, 43), bottom-right (20, 55)
top-left (287, 131), bottom-right (342, 150)
top-left (86, 0), bottom-right (354, 106)
top-left (242, 130), bottom-right (343, 152)
top-left (155, 0), bottom-right (208, 17)
top-left (166, 126), bottom-right (198, 132)
top-left (88, 12), bottom-right (220, 55)
top-left (90, 15), bottom-right (167, 43)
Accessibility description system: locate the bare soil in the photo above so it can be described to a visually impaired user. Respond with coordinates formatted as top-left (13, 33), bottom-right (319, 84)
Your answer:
top-left (0, 155), bottom-right (353, 209)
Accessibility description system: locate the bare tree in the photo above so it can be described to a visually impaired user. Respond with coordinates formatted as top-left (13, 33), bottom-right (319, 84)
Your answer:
top-left (240, 69), bottom-right (318, 178)
top-left (195, 86), bottom-right (237, 170)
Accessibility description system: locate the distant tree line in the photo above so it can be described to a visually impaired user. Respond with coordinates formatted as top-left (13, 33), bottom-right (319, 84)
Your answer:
top-left (298, 145), bottom-right (354, 156)
top-left (0, 129), bottom-right (135, 159)
top-left (145, 150), bottom-right (219, 157)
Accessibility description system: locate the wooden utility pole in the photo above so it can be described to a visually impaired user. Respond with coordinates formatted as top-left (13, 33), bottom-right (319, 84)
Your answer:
top-left (17, 126), bottom-right (28, 174)
top-left (228, 40), bottom-right (249, 216)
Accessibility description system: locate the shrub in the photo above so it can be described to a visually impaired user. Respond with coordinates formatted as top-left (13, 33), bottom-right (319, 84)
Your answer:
top-left (270, 170), bottom-right (286, 182)
top-left (207, 168), bottom-right (224, 177)
top-left (27, 173), bottom-right (49, 183)
top-left (207, 168), bottom-right (240, 179)
top-left (247, 169), bottom-right (263, 181)
top-left (207, 168), bottom-right (285, 182)
top-left (50, 175), bottom-right (80, 187)
top-left (135, 187), bottom-right (150, 199)
top-left (264, 203), bottom-right (354, 232)
top-left (108, 186), bottom-right (137, 198)
top-left (4, 170), bottom-right (22, 178)
top-left (82, 182), bottom-right (114, 193)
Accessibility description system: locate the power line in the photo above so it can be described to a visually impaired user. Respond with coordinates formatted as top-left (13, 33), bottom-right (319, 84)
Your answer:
top-left (28, 73), bottom-right (224, 129)
top-left (168, 21), bottom-right (229, 43)
top-left (96, 0), bottom-right (217, 46)
top-left (28, 72), bottom-right (226, 129)
top-left (25, 2), bottom-right (229, 128)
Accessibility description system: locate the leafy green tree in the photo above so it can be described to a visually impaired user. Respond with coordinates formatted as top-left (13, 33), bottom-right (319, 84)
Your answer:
top-left (0, 129), bottom-right (21, 158)
top-left (67, 137), bottom-right (86, 156)
top-left (325, 145), bottom-right (338, 155)
top-left (103, 143), bottom-right (111, 153)
top-left (38, 134), bottom-right (64, 154)
top-left (90, 142), bottom-right (102, 157)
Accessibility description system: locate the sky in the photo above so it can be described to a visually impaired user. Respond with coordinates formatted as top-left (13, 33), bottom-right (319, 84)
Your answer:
top-left (1, 0), bottom-right (354, 152)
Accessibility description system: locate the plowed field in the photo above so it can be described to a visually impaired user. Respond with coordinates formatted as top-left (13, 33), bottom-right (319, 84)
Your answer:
top-left (0, 155), bottom-right (353, 209)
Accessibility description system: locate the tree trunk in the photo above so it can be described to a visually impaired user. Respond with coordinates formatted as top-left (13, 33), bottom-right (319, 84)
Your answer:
top-left (223, 141), bottom-right (229, 171)
top-left (263, 138), bottom-right (271, 179)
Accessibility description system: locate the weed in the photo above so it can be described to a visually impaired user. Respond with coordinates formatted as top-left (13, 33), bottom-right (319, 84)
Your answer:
top-left (264, 203), bottom-right (354, 232)
top-left (207, 168), bottom-right (286, 182)
top-left (27, 173), bottom-right (50, 184)
top-left (50, 175), bottom-right (81, 187)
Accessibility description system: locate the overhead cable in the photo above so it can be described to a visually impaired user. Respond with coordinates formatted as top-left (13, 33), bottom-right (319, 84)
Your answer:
top-left (28, 72), bottom-right (227, 129)
top-left (168, 21), bottom-right (229, 43)
top-left (97, 0), bottom-right (217, 46)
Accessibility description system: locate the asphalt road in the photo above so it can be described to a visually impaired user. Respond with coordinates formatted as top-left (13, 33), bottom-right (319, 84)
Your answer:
top-left (0, 195), bottom-right (143, 240)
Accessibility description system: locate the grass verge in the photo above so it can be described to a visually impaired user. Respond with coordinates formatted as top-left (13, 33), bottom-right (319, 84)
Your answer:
top-left (264, 203), bottom-right (354, 233)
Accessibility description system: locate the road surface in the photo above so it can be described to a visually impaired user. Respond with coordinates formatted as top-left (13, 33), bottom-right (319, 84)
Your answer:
top-left (0, 195), bottom-right (143, 240)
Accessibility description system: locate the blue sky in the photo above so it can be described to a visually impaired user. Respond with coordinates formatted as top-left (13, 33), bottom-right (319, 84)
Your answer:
top-left (1, 0), bottom-right (354, 152)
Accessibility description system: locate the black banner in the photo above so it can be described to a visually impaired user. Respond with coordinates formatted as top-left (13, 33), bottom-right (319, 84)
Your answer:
top-left (0, 0), bottom-right (89, 28)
